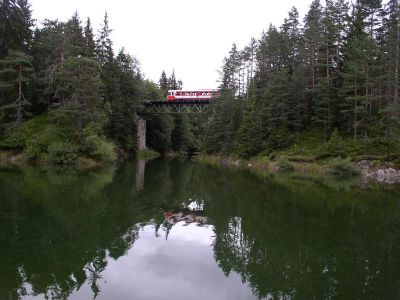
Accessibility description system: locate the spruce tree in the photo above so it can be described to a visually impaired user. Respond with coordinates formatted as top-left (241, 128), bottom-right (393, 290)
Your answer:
top-left (158, 70), bottom-right (168, 96)
top-left (0, 50), bottom-right (34, 128)
top-left (0, 0), bottom-right (34, 57)
top-left (65, 11), bottom-right (85, 57)
top-left (84, 18), bottom-right (96, 58)
top-left (52, 56), bottom-right (103, 135)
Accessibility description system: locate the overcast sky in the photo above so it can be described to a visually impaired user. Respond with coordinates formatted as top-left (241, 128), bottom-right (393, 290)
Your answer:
top-left (31, 0), bottom-right (312, 89)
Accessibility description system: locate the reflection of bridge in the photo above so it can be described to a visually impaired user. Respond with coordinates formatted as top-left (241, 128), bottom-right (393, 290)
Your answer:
top-left (137, 99), bottom-right (214, 151)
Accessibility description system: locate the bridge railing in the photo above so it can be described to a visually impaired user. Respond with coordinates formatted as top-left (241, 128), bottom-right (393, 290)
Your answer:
top-left (140, 99), bottom-right (213, 114)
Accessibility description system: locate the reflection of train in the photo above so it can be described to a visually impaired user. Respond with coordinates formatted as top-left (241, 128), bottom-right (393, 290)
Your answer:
top-left (163, 211), bottom-right (208, 225)
top-left (167, 89), bottom-right (220, 101)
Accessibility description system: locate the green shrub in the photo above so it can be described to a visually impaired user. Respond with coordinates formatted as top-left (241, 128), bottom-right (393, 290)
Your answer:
top-left (48, 142), bottom-right (79, 165)
top-left (91, 139), bottom-right (116, 162)
top-left (82, 129), bottom-right (116, 162)
top-left (265, 127), bottom-right (294, 152)
top-left (25, 139), bottom-right (43, 159)
top-left (326, 157), bottom-right (360, 177)
top-left (137, 149), bottom-right (161, 160)
top-left (1, 115), bottom-right (66, 158)
top-left (276, 157), bottom-right (295, 172)
top-left (320, 128), bottom-right (347, 158)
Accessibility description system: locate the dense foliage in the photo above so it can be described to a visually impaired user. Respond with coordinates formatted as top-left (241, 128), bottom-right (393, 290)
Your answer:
top-left (204, 0), bottom-right (400, 162)
top-left (0, 1), bottom-right (169, 162)
top-left (1, 0), bottom-right (399, 164)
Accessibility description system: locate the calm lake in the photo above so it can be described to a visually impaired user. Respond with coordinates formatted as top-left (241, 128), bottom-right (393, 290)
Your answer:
top-left (1, 159), bottom-right (400, 300)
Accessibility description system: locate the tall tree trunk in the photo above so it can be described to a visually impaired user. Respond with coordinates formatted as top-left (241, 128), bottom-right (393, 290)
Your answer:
top-left (354, 72), bottom-right (358, 142)
top-left (395, 3), bottom-right (400, 159)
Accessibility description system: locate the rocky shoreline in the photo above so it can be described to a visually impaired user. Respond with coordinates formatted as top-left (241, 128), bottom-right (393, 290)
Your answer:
top-left (356, 160), bottom-right (400, 184)
top-left (197, 155), bottom-right (400, 185)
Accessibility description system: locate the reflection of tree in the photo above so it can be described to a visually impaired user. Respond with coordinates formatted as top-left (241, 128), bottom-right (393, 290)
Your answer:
top-left (0, 164), bottom-right (147, 299)
top-left (202, 170), bottom-right (400, 299)
top-left (1, 160), bottom-right (400, 299)
top-left (85, 250), bottom-right (107, 299)
top-left (0, 160), bottom-right (204, 299)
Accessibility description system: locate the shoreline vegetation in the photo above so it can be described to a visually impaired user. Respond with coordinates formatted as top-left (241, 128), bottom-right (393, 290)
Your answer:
top-left (195, 153), bottom-right (400, 185)
top-left (1, 0), bottom-right (400, 185)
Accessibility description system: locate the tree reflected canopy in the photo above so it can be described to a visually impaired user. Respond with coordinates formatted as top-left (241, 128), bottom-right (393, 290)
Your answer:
top-left (0, 160), bottom-right (399, 299)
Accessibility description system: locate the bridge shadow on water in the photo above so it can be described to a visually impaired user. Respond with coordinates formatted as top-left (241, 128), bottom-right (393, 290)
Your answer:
top-left (0, 159), bottom-right (400, 299)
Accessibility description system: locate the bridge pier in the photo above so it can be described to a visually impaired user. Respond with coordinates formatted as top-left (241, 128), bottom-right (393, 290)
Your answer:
top-left (137, 117), bottom-right (146, 151)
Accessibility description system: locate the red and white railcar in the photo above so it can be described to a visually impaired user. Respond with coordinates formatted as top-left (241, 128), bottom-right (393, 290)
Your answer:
top-left (167, 89), bottom-right (220, 101)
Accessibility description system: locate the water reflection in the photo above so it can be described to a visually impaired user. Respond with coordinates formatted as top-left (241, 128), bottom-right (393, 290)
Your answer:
top-left (0, 160), bottom-right (400, 299)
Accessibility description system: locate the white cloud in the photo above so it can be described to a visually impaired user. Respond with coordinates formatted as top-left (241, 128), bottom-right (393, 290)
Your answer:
top-left (31, 0), bottom-right (311, 90)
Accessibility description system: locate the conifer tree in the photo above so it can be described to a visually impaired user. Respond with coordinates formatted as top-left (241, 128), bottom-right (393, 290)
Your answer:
top-left (158, 70), bottom-right (168, 96)
top-left (96, 12), bottom-right (122, 142)
top-left (65, 11), bottom-right (85, 57)
top-left (0, 50), bottom-right (34, 128)
top-left (52, 56), bottom-right (103, 135)
top-left (84, 18), bottom-right (96, 58)
top-left (171, 114), bottom-right (194, 152)
top-left (0, 0), bottom-right (34, 57)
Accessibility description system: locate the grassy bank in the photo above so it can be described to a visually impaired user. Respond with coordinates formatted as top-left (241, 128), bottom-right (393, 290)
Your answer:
top-left (136, 149), bottom-right (161, 160)
top-left (196, 127), bottom-right (400, 180)
top-left (196, 153), bottom-right (325, 174)
top-left (0, 114), bottom-right (119, 168)
top-left (195, 152), bottom-right (398, 180)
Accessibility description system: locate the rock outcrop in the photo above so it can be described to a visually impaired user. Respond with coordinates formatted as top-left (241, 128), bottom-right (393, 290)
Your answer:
top-left (356, 160), bottom-right (400, 184)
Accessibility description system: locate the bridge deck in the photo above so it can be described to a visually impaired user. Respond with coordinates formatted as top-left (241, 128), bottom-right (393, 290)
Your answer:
top-left (143, 99), bottom-right (211, 105)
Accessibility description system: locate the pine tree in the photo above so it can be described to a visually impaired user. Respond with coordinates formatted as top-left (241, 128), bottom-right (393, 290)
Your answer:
top-left (236, 82), bottom-right (263, 157)
top-left (340, 1), bottom-right (380, 142)
top-left (84, 18), bottom-right (96, 58)
top-left (113, 48), bottom-right (142, 151)
top-left (168, 70), bottom-right (182, 90)
top-left (379, 0), bottom-right (400, 159)
top-left (255, 24), bottom-right (284, 98)
top-left (158, 70), bottom-right (168, 96)
top-left (96, 12), bottom-right (122, 142)
top-left (303, 0), bottom-right (323, 111)
top-left (97, 12), bottom-right (114, 66)
top-left (171, 114), bottom-right (194, 152)
top-left (52, 56), bottom-right (103, 135)
top-left (0, 50), bottom-right (34, 128)
top-left (147, 114), bottom-right (174, 154)
top-left (65, 11), bottom-right (85, 57)
top-left (0, 0), bottom-right (34, 57)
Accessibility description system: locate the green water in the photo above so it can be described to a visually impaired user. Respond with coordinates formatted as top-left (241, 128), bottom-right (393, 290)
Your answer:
top-left (0, 159), bottom-right (399, 300)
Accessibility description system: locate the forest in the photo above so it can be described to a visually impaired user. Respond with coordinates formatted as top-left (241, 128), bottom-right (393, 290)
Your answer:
top-left (0, 0), bottom-right (195, 164)
top-left (206, 0), bottom-right (400, 163)
top-left (0, 0), bottom-right (399, 166)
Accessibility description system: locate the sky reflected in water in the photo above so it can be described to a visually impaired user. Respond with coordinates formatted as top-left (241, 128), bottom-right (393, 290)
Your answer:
top-left (1, 159), bottom-right (400, 299)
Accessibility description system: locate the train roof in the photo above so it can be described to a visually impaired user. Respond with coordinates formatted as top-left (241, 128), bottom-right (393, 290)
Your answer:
top-left (168, 89), bottom-right (219, 92)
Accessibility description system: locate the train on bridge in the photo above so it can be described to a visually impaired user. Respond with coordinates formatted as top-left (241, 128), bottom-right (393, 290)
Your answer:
top-left (167, 89), bottom-right (220, 101)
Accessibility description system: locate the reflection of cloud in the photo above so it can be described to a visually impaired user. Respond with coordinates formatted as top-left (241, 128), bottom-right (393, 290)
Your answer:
top-left (186, 199), bottom-right (204, 211)
top-left (68, 224), bottom-right (256, 300)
